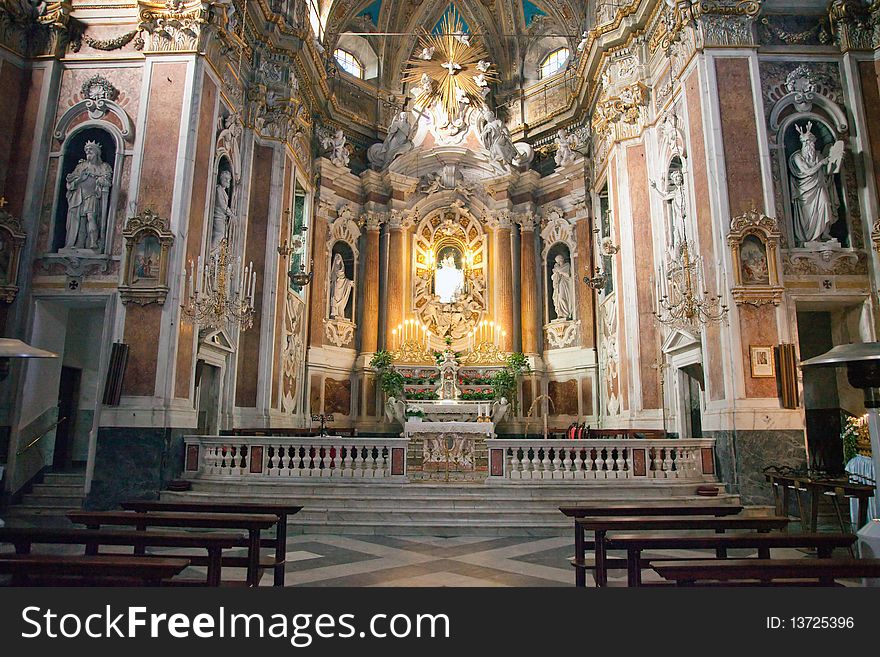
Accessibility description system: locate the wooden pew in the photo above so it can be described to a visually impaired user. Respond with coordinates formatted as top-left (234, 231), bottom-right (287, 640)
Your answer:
top-left (0, 527), bottom-right (244, 586)
top-left (576, 515), bottom-right (790, 587)
top-left (121, 500), bottom-right (302, 587)
top-left (605, 532), bottom-right (857, 586)
top-left (559, 502), bottom-right (744, 587)
top-left (68, 511), bottom-right (277, 587)
top-left (652, 558), bottom-right (880, 586)
top-left (0, 554), bottom-right (190, 586)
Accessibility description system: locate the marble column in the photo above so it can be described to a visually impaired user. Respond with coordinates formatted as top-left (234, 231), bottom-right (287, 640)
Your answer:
top-left (518, 212), bottom-right (541, 355)
top-left (384, 210), bottom-right (406, 347)
top-left (361, 212), bottom-right (383, 354)
top-left (493, 212), bottom-right (515, 352)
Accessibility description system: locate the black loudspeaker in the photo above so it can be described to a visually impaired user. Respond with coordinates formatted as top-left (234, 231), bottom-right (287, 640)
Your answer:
top-left (102, 342), bottom-right (129, 406)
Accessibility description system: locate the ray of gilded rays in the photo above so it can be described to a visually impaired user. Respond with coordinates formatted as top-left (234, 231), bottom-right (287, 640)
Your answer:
top-left (402, 8), bottom-right (498, 120)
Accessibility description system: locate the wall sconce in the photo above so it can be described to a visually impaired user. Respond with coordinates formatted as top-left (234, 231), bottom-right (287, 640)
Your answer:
top-left (583, 267), bottom-right (607, 290)
top-left (289, 259), bottom-right (314, 287)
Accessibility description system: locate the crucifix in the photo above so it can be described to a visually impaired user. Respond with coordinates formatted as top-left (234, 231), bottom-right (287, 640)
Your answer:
top-left (311, 413), bottom-right (334, 436)
top-left (0, 197), bottom-right (8, 209)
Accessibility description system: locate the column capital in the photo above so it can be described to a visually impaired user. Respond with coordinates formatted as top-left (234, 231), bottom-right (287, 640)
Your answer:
top-left (515, 210), bottom-right (538, 232)
top-left (387, 208), bottom-right (417, 230)
top-left (487, 209), bottom-right (513, 230)
top-left (361, 210), bottom-right (386, 232)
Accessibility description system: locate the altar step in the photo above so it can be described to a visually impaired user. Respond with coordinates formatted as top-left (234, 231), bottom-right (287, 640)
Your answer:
top-left (164, 480), bottom-right (740, 537)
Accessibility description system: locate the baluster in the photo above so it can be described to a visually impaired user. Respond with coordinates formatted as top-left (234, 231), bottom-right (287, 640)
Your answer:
top-left (342, 445), bottom-right (354, 477)
top-left (368, 446), bottom-right (380, 478)
top-left (206, 445), bottom-right (217, 475)
top-left (377, 446), bottom-right (387, 477)
top-left (531, 447), bottom-right (542, 480)
top-left (542, 447), bottom-right (553, 480)
top-left (562, 447), bottom-right (573, 479)
top-left (615, 447), bottom-right (625, 478)
top-left (352, 445), bottom-right (363, 477)
top-left (286, 444), bottom-right (297, 476)
top-left (648, 447), bottom-right (658, 478)
top-left (508, 448), bottom-right (521, 479)
top-left (622, 447), bottom-right (632, 479)
top-left (552, 447), bottom-right (563, 480)
top-left (318, 446), bottom-right (328, 477)
top-left (573, 448), bottom-right (585, 480)
top-left (520, 447), bottom-right (532, 479)
top-left (663, 448), bottom-right (674, 477)
top-left (329, 444), bottom-right (340, 476)
top-left (238, 444), bottom-right (248, 475)
top-left (596, 447), bottom-right (607, 479)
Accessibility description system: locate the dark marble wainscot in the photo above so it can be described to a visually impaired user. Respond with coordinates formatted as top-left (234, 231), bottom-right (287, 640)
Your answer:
top-left (709, 429), bottom-right (807, 505)
top-left (85, 427), bottom-right (187, 509)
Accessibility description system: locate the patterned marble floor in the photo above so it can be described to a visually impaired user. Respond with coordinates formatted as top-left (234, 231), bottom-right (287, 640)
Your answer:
top-left (0, 531), bottom-right (834, 587)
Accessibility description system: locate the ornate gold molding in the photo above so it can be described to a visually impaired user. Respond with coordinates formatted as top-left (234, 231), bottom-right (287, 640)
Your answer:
top-left (728, 208), bottom-right (785, 307)
top-left (591, 82), bottom-right (648, 136)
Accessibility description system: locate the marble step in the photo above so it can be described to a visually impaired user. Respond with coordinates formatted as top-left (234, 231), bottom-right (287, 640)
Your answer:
top-left (21, 493), bottom-right (85, 506)
top-left (41, 473), bottom-right (86, 485)
top-left (28, 484), bottom-right (86, 496)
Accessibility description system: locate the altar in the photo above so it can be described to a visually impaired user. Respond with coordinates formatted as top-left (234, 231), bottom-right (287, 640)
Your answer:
top-left (405, 420), bottom-right (494, 480)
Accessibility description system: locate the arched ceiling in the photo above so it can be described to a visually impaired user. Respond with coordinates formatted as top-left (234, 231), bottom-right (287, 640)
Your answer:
top-left (324, 0), bottom-right (589, 93)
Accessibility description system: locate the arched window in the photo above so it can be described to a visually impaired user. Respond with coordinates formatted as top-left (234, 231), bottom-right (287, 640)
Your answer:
top-left (334, 48), bottom-right (364, 79)
top-left (540, 47), bottom-right (569, 79)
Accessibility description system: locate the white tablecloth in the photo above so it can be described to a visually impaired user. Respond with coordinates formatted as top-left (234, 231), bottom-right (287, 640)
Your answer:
top-left (845, 455), bottom-right (877, 524)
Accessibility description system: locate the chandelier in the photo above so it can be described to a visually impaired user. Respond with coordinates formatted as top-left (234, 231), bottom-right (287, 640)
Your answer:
top-left (403, 9), bottom-right (498, 123)
top-left (654, 240), bottom-right (728, 330)
top-left (182, 238), bottom-right (256, 331)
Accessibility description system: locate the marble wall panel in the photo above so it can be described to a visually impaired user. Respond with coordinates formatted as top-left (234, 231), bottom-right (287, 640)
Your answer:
top-left (685, 67), bottom-right (725, 402)
top-left (235, 143), bottom-right (273, 408)
top-left (324, 377), bottom-right (351, 416)
top-left (549, 379), bottom-right (578, 416)
top-left (859, 61), bottom-right (880, 220)
top-left (5, 66), bottom-right (42, 217)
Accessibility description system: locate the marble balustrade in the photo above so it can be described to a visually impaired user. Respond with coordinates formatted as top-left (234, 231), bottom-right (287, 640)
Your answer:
top-left (487, 439), bottom-right (718, 481)
top-left (183, 436), bottom-right (410, 479)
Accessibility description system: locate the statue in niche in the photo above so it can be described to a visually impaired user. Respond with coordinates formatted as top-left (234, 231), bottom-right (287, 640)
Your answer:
top-left (63, 140), bottom-right (112, 252)
top-left (321, 128), bottom-right (350, 169)
top-left (788, 121), bottom-right (845, 247)
top-left (328, 252), bottom-right (353, 319)
top-left (367, 111), bottom-right (413, 170)
top-left (434, 247), bottom-right (465, 304)
top-left (651, 166), bottom-right (687, 256)
top-left (551, 254), bottom-right (575, 321)
top-left (553, 128), bottom-right (579, 168)
top-left (210, 169), bottom-right (235, 251)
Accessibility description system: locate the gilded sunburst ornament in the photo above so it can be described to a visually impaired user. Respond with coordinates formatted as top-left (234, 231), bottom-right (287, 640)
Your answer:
top-left (403, 9), bottom-right (498, 124)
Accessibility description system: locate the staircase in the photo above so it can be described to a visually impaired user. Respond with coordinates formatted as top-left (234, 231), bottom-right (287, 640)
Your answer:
top-left (5, 472), bottom-right (86, 521)
top-left (165, 479), bottom-right (741, 537)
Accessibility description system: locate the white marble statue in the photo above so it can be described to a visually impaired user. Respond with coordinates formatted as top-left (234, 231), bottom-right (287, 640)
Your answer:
top-left (478, 108), bottom-right (533, 171)
top-left (553, 128), bottom-right (579, 168)
top-left (367, 111), bottom-right (414, 170)
top-left (63, 140), bottom-right (112, 252)
top-left (211, 169), bottom-right (235, 251)
top-left (435, 251), bottom-right (464, 303)
top-left (321, 128), bottom-right (350, 168)
top-left (651, 168), bottom-right (688, 255)
top-left (329, 252), bottom-right (353, 319)
top-left (788, 121), bottom-right (844, 246)
top-left (551, 254), bottom-right (575, 320)
top-left (419, 46), bottom-right (435, 60)
top-left (412, 73), bottom-right (433, 99)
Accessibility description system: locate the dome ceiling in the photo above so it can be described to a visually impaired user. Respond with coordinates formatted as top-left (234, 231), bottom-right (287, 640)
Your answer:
top-left (324, 0), bottom-right (588, 93)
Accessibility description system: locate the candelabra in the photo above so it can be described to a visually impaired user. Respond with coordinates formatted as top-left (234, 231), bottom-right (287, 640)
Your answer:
top-left (461, 320), bottom-right (507, 365)
top-left (584, 267), bottom-right (608, 290)
top-left (654, 240), bottom-right (728, 330)
top-left (390, 318), bottom-right (435, 364)
top-left (182, 238), bottom-right (256, 331)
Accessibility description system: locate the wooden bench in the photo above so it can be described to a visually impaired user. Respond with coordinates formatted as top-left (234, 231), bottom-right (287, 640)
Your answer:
top-left (68, 511), bottom-right (277, 587)
top-left (652, 558), bottom-right (880, 586)
top-left (765, 472), bottom-right (874, 532)
top-left (0, 526), bottom-right (244, 586)
top-left (559, 503), bottom-right (744, 587)
top-left (605, 532), bottom-right (857, 586)
top-left (0, 554), bottom-right (190, 586)
top-left (576, 515), bottom-right (790, 587)
top-left (121, 501), bottom-right (303, 586)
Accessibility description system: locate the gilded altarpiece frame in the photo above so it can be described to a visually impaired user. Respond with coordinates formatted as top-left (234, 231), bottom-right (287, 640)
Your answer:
top-left (728, 209), bottom-right (784, 307)
top-left (118, 208), bottom-right (174, 305)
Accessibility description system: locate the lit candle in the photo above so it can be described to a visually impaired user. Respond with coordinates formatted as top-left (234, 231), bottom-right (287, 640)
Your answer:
top-left (392, 328), bottom-right (398, 350)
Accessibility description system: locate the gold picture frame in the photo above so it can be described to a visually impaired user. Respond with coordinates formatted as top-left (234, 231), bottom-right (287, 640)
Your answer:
top-left (118, 208), bottom-right (173, 305)
top-left (750, 345), bottom-right (775, 378)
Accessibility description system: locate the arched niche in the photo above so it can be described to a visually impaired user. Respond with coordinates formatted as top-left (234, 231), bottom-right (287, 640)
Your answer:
top-left (327, 240), bottom-right (355, 321)
top-left (412, 203), bottom-right (487, 345)
top-left (51, 124), bottom-right (122, 254)
top-left (778, 115), bottom-right (848, 248)
top-left (545, 242), bottom-right (574, 323)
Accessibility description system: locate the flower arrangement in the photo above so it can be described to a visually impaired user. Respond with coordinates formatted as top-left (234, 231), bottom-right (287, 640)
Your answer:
top-left (461, 388), bottom-right (495, 401)
top-left (405, 388), bottom-right (439, 400)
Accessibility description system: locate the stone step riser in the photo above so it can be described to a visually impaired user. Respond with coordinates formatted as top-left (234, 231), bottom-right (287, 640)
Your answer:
top-left (41, 474), bottom-right (86, 485)
top-left (22, 494), bottom-right (85, 506)
top-left (29, 485), bottom-right (85, 496)
top-left (288, 523), bottom-right (568, 537)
